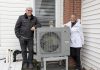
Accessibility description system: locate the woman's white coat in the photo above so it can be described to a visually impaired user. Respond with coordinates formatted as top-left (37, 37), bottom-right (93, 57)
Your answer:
top-left (65, 19), bottom-right (84, 48)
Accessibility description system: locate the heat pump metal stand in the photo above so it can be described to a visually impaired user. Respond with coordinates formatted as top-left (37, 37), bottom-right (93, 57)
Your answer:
top-left (41, 56), bottom-right (68, 70)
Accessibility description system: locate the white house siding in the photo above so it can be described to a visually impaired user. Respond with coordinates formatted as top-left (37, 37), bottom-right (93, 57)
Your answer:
top-left (81, 0), bottom-right (100, 70)
top-left (0, 0), bottom-right (33, 58)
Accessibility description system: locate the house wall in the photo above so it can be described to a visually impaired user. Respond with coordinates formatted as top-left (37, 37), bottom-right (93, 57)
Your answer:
top-left (0, 0), bottom-right (33, 58)
top-left (81, 0), bottom-right (100, 70)
top-left (64, 0), bottom-right (81, 23)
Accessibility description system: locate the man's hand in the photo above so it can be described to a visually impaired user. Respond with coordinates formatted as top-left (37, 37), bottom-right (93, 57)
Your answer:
top-left (31, 27), bottom-right (35, 31)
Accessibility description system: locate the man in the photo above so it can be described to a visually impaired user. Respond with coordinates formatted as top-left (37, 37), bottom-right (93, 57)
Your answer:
top-left (64, 15), bottom-right (84, 70)
top-left (15, 7), bottom-right (41, 69)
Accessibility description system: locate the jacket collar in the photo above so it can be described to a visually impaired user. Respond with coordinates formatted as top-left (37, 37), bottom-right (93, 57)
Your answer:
top-left (24, 13), bottom-right (34, 20)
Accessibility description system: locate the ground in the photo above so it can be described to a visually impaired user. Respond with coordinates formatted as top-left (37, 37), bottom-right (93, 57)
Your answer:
top-left (0, 57), bottom-right (85, 70)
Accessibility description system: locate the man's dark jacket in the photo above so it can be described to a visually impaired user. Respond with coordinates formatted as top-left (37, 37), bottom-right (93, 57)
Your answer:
top-left (15, 13), bottom-right (41, 39)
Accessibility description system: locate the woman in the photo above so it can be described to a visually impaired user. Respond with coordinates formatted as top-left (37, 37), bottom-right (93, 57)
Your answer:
top-left (64, 15), bottom-right (84, 70)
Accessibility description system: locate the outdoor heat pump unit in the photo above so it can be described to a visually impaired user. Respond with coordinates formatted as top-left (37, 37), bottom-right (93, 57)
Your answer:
top-left (34, 27), bottom-right (70, 61)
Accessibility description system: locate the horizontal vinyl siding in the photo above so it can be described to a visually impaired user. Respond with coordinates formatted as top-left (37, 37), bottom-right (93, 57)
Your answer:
top-left (0, 0), bottom-right (33, 58)
top-left (81, 0), bottom-right (100, 70)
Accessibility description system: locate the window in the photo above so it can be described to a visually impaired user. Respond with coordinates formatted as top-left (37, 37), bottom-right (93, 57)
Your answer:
top-left (35, 0), bottom-right (55, 26)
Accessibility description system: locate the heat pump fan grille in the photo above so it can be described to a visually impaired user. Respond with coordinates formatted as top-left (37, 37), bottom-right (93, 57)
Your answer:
top-left (40, 32), bottom-right (61, 52)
